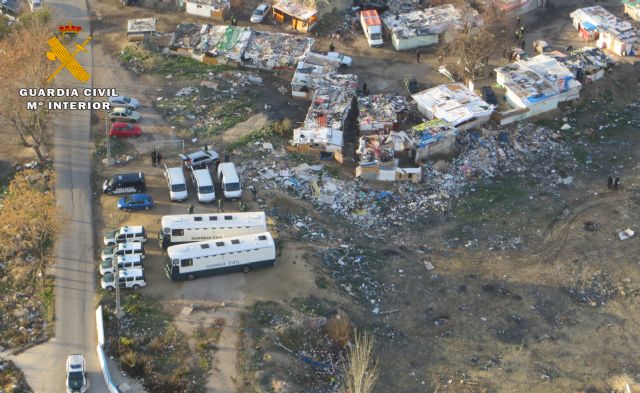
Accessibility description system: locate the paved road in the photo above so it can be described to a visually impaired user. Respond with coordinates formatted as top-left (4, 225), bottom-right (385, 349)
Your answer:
top-left (12, 1), bottom-right (108, 392)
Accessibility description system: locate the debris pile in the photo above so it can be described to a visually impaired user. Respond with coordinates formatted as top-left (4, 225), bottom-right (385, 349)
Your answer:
top-left (358, 94), bottom-right (410, 134)
top-left (244, 122), bottom-right (573, 231)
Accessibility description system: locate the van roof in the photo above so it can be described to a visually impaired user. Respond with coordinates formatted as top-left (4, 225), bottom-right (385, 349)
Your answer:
top-left (116, 254), bottom-right (142, 262)
top-left (117, 242), bottom-right (143, 250)
top-left (119, 225), bottom-right (145, 234)
top-left (165, 166), bottom-right (185, 180)
top-left (218, 162), bottom-right (239, 183)
top-left (118, 268), bottom-right (145, 277)
top-left (192, 168), bottom-right (213, 186)
top-left (112, 172), bottom-right (144, 182)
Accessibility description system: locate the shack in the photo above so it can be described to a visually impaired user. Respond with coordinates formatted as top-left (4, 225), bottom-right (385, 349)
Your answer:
top-left (624, 0), bottom-right (640, 21)
top-left (357, 95), bottom-right (410, 134)
top-left (126, 18), bottom-right (157, 42)
top-left (355, 132), bottom-right (421, 182)
top-left (412, 83), bottom-right (494, 131)
top-left (185, 0), bottom-right (230, 21)
top-left (558, 47), bottom-right (614, 83)
top-left (570, 6), bottom-right (638, 56)
top-left (272, 0), bottom-right (318, 32)
top-left (410, 119), bottom-right (458, 162)
top-left (382, 4), bottom-right (478, 50)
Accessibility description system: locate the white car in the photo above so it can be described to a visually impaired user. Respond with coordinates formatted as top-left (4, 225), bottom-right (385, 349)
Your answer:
top-left (109, 95), bottom-right (139, 110)
top-left (327, 52), bottom-right (353, 67)
top-left (250, 3), bottom-right (271, 23)
top-left (66, 354), bottom-right (88, 393)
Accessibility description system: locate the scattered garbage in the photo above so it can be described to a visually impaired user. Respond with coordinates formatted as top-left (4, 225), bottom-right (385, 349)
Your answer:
top-left (619, 228), bottom-right (635, 240)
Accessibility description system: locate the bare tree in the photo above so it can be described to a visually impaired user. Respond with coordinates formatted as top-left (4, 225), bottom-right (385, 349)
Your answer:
top-left (442, 6), bottom-right (515, 85)
top-left (341, 330), bottom-right (380, 393)
top-left (0, 169), bottom-right (63, 286)
top-left (0, 9), bottom-right (55, 162)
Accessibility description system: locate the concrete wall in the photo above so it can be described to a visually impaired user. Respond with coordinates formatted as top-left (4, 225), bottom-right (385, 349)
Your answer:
top-left (391, 33), bottom-right (438, 51)
top-left (186, 2), bottom-right (212, 17)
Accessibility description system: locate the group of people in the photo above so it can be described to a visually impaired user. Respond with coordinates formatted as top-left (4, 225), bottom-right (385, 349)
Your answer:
top-left (150, 149), bottom-right (163, 167)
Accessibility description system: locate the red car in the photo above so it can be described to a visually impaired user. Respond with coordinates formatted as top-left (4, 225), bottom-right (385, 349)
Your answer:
top-left (109, 122), bottom-right (141, 138)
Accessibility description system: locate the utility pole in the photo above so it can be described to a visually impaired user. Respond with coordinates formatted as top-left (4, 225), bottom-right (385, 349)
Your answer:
top-left (115, 262), bottom-right (122, 357)
top-left (105, 113), bottom-right (111, 166)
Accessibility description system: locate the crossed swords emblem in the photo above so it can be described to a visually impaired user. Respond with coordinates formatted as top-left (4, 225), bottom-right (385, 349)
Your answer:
top-left (46, 34), bottom-right (91, 83)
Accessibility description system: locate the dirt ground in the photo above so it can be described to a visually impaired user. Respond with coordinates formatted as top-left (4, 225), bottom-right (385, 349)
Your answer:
top-left (83, 0), bottom-right (640, 392)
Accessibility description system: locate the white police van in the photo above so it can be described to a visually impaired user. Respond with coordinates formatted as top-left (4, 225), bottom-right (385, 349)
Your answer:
top-left (99, 254), bottom-right (144, 275)
top-left (101, 267), bottom-right (146, 291)
top-left (103, 226), bottom-right (147, 246)
top-left (101, 242), bottom-right (145, 262)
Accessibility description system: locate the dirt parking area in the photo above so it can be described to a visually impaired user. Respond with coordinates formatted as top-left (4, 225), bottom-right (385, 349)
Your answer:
top-left (85, 0), bottom-right (640, 392)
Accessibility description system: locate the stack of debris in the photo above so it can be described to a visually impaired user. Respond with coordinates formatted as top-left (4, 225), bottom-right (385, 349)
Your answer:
top-left (291, 74), bottom-right (358, 154)
top-left (409, 118), bottom-right (458, 162)
top-left (244, 29), bottom-right (315, 70)
top-left (556, 47), bottom-right (614, 83)
top-left (358, 94), bottom-right (410, 135)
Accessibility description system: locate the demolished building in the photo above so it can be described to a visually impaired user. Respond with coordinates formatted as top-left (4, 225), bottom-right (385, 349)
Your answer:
top-left (570, 6), bottom-right (638, 56)
top-left (409, 119), bottom-right (458, 163)
top-left (355, 132), bottom-right (421, 182)
top-left (358, 94), bottom-right (410, 134)
top-left (495, 54), bottom-right (582, 125)
top-left (291, 52), bottom-right (342, 99)
top-left (290, 74), bottom-right (358, 155)
top-left (382, 4), bottom-right (480, 50)
top-left (168, 23), bottom-right (314, 69)
top-left (412, 83), bottom-right (494, 131)
top-left (555, 47), bottom-right (614, 83)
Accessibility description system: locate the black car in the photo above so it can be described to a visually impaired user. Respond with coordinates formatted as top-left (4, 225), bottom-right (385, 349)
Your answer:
top-left (480, 86), bottom-right (499, 106)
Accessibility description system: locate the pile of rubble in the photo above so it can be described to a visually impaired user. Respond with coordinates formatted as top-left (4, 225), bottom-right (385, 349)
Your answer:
top-left (154, 71), bottom-right (261, 134)
top-left (242, 123), bottom-right (574, 232)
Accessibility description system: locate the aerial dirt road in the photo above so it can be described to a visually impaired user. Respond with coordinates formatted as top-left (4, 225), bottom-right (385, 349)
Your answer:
top-left (11, 0), bottom-right (107, 391)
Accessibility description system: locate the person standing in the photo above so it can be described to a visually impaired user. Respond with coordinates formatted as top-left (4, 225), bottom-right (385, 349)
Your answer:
top-left (156, 150), bottom-right (162, 166)
top-left (416, 49), bottom-right (421, 63)
top-left (251, 186), bottom-right (257, 201)
top-left (614, 177), bottom-right (620, 190)
top-left (188, 203), bottom-right (194, 214)
top-left (224, 152), bottom-right (230, 163)
top-left (607, 176), bottom-right (613, 189)
top-left (217, 198), bottom-right (224, 213)
top-left (150, 150), bottom-right (157, 167)
top-left (329, 41), bottom-right (335, 52)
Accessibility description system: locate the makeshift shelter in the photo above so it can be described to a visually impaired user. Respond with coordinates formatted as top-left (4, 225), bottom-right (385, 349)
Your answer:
top-left (556, 47), bottom-right (614, 83)
top-left (126, 18), bottom-right (157, 42)
top-left (355, 132), bottom-right (421, 182)
top-left (185, 0), bottom-right (230, 21)
top-left (624, 0), bottom-right (640, 21)
top-left (272, 0), bottom-right (318, 32)
top-left (412, 83), bottom-right (494, 131)
top-left (570, 6), bottom-right (638, 56)
top-left (409, 119), bottom-right (458, 162)
top-left (358, 95), bottom-right (410, 134)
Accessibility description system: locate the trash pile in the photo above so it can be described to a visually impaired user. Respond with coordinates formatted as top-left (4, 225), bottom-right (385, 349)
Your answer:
top-left (154, 72), bottom-right (259, 135)
top-left (358, 94), bottom-right (410, 133)
top-left (242, 122), bottom-right (574, 232)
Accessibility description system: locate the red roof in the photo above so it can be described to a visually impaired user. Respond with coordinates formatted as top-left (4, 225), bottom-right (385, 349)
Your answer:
top-left (361, 9), bottom-right (381, 26)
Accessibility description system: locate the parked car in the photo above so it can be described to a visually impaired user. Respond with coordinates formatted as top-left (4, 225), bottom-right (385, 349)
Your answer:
top-left (66, 354), bottom-right (88, 393)
top-left (117, 193), bottom-right (154, 211)
top-left (250, 3), bottom-right (271, 23)
top-left (108, 95), bottom-right (139, 110)
top-left (108, 107), bottom-right (141, 122)
top-left (179, 148), bottom-right (220, 169)
top-left (480, 86), bottom-right (499, 106)
top-left (109, 122), bottom-right (141, 137)
top-left (326, 51), bottom-right (353, 67)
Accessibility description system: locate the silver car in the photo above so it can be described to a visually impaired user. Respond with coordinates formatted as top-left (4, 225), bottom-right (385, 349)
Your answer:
top-left (109, 107), bottom-right (141, 123)
top-left (109, 95), bottom-right (140, 110)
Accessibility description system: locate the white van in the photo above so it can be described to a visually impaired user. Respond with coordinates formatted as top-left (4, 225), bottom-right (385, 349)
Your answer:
top-left (191, 166), bottom-right (215, 203)
top-left (164, 164), bottom-right (188, 201)
top-left (30, 0), bottom-right (42, 12)
top-left (101, 242), bottom-right (145, 262)
top-left (101, 268), bottom-right (146, 291)
top-left (217, 162), bottom-right (242, 199)
top-left (99, 254), bottom-right (143, 275)
top-left (103, 226), bottom-right (147, 246)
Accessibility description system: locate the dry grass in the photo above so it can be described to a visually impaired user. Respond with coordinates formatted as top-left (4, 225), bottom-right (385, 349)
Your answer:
top-left (341, 330), bottom-right (380, 393)
top-left (326, 312), bottom-right (351, 348)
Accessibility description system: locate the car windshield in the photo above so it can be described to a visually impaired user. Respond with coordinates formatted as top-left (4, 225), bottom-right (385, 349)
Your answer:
top-left (226, 182), bottom-right (241, 192)
top-left (124, 197), bottom-right (134, 204)
top-left (67, 371), bottom-right (84, 387)
top-left (125, 109), bottom-right (132, 116)
top-left (199, 186), bottom-right (214, 194)
top-left (123, 97), bottom-right (131, 103)
top-left (171, 184), bottom-right (187, 192)
top-left (102, 247), bottom-right (114, 255)
top-left (103, 273), bottom-right (114, 282)
top-left (371, 33), bottom-right (382, 40)
top-left (254, 9), bottom-right (263, 15)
